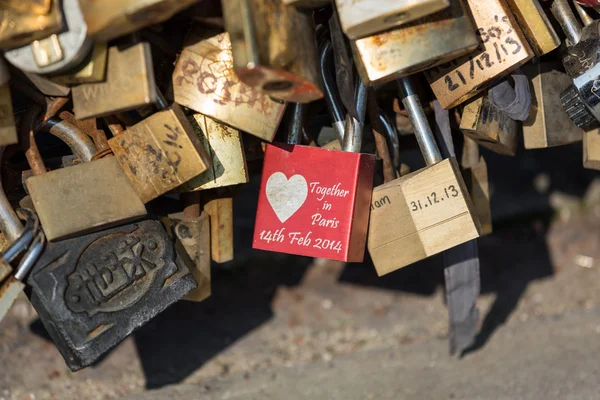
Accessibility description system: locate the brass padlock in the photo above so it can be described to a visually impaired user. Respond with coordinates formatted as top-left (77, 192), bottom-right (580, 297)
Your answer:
top-left (180, 114), bottom-right (249, 191)
top-left (459, 94), bottom-right (518, 155)
top-left (172, 30), bottom-right (286, 142)
top-left (461, 136), bottom-right (492, 235)
top-left (368, 78), bottom-right (481, 276)
top-left (335, 0), bottom-right (450, 40)
top-left (584, 129), bottom-right (600, 170)
top-left (72, 42), bottom-right (157, 119)
top-left (0, 0), bottom-right (64, 49)
top-left (0, 0), bottom-right (51, 15)
top-left (108, 101), bottom-right (212, 204)
top-left (426, 0), bottom-right (534, 109)
top-left (23, 115), bottom-right (147, 241)
top-left (49, 42), bottom-right (108, 85)
top-left (352, 0), bottom-right (479, 86)
top-left (522, 62), bottom-right (583, 148)
top-left (504, 0), bottom-right (560, 57)
top-left (221, 0), bottom-right (323, 103)
top-left (79, 0), bottom-right (200, 42)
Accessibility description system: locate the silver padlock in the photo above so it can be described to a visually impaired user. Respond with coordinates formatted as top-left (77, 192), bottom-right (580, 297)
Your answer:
top-left (4, 0), bottom-right (92, 75)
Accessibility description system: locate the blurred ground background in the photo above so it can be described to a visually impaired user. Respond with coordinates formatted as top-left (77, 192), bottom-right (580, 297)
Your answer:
top-left (1, 142), bottom-right (600, 399)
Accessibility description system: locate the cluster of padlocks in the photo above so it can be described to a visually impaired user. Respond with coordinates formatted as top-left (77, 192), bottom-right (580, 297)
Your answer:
top-left (0, 0), bottom-right (597, 370)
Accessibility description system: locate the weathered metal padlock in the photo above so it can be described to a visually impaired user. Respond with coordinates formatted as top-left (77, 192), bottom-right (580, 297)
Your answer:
top-left (108, 93), bottom-right (212, 204)
top-left (335, 0), bottom-right (450, 40)
top-left (221, 0), bottom-right (323, 103)
top-left (173, 30), bottom-right (286, 142)
top-left (459, 93), bottom-right (518, 155)
top-left (352, 0), bottom-right (479, 86)
top-left (72, 42), bottom-right (157, 119)
top-left (461, 136), bottom-right (492, 235)
top-left (79, 0), bottom-right (199, 42)
top-left (368, 77), bottom-right (481, 276)
top-left (425, 0), bottom-right (534, 109)
top-left (0, 0), bottom-right (64, 49)
top-left (4, 0), bottom-right (92, 75)
top-left (23, 113), bottom-right (147, 241)
top-left (522, 62), bottom-right (583, 148)
top-left (204, 193), bottom-right (234, 263)
top-left (26, 218), bottom-right (198, 371)
top-left (504, 0), bottom-right (560, 57)
top-left (253, 94), bottom-right (375, 261)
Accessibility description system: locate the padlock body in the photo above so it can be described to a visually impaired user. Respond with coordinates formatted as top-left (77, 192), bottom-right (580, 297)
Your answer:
top-left (253, 144), bottom-right (375, 262)
top-left (335, 0), bottom-right (450, 40)
top-left (0, 84), bottom-right (17, 146)
top-left (523, 63), bottom-right (583, 148)
top-left (27, 219), bottom-right (197, 371)
top-left (368, 158), bottom-right (481, 276)
top-left (108, 104), bottom-right (212, 203)
top-left (462, 157), bottom-right (492, 235)
top-left (352, 0), bottom-right (477, 86)
top-left (584, 129), bottom-right (600, 170)
top-left (72, 43), bottom-right (157, 119)
top-left (173, 32), bottom-right (286, 142)
top-left (204, 197), bottom-right (234, 263)
top-left (49, 43), bottom-right (108, 85)
top-left (426, 0), bottom-right (533, 109)
top-left (505, 0), bottom-right (560, 57)
top-left (180, 114), bottom-right (249, 191)
top-left (26, 157), bottom-right (147, 241)
top-left (0, 0), bottom-right (63, 48)
top-left (460, 94), bottom-right (518, 155)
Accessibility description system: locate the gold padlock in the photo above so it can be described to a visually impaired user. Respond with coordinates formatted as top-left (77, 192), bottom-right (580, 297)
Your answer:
top-left (461, 136), bottom-right (492, 235)
top-left (352, 0), bottom-right (478, 86)
top-left (72, 42), bottom-right (156, 119)
top-left (584, 129), bottom-right (600, 170)
top-left (335, 0), bottom-right (450, 40)
top-left (426, 0), bottom-right (534, 109)
top-left (181, 114), bottom-right (249, 191)
top-left (522, 62), bottom-right (583, 148)
top-left (172, 30), bottom-right (286, 142)
top-left (49, 42), bottom-right (108, 85)
top-left (0, 0), bottom-right (64, 49)
top-left (204, 195), bottom-right (234, 264)
top-left (108, 103), bottom-right (212, 204)
top-left (79, 0), bottom-right (200, 42)
top-left (221, 0), bottom-right (323, 103)
top-left (0, 0), bottom-right (51, 15)
top-left (504, 0), bottom-right (560, 57)
top-left (459, 94), bottom-right (518, 156)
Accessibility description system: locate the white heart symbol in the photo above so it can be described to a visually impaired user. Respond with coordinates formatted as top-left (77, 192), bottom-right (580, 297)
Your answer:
top-left (266, 172), bottom-right (308, 223)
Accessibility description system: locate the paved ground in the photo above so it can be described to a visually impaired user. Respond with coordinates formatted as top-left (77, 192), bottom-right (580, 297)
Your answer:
top-left (0, 143), bottom-right (599, 399)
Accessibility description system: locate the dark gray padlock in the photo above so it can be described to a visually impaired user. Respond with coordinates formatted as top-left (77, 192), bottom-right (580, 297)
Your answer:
top-left (26, 218), bottom-right (197, 371)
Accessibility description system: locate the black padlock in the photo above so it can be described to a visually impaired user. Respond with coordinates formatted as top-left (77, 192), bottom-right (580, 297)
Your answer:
top-left (26, 219), bottom-right (197, 371)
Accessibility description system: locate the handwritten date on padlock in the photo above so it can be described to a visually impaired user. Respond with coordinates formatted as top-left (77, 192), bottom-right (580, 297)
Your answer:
top-left (253, 144), bottom-right (375, 262)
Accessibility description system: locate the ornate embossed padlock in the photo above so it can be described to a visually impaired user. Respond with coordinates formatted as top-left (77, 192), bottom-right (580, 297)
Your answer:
top-left (221, 0), bottom-right (323, 103)
top-left (173, 30), bottom-right (286, 142)
top-left (23, 112), bottom-right (147, 241)
top-left (26, 218), bottom-right (198, 371)
top-left (72, 42), bottom-right (157, 119)
top-left (352, 0), bottom-right (479, 86)
top-left (459, 93), bottom-right (518, 155)
top-left (253, 98), bottom-right (375, 262)
top-left (335, 0), bottom-right (450, 40)
top-left (523, 62), bottom-right (583, 148)
top-left (368, 77), bottom-right (481, 276)
top-left (461, 136), bottom-right (492, 235)
top-left (425, 0), bottom-right (534, 109)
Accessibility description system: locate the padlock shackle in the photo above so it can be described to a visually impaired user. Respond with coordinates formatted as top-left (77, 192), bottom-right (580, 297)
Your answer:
top-left (397, 77), bottom-right (442, 166)
top-left (320, 40), bottom-right (345, 143)
top-left (41, 118), bottom-right (97, 162)
top-left (287, 103), bottom-right (305, 145)
top-left (574, 2), bottom-right (594, 26)
top-left (19, 106), bottom-right (47, 176)
top-left (0, 147), bottom-right (24, 242)
top-left (551, 0), bottom-right (582, 45)
top-left (342, 78), bottom-right (367, 153)
top-left (14, 230), bottom-right (44, 281)
top-left (3, 209), bottom-right (38, 263)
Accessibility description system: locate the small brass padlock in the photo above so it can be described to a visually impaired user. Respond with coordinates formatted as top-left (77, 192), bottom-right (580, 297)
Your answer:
top-left (204, 195), bottom-right (234, 263)
top-left (49, 43), bottom-right (109, 85)
top-left (72, 42), bottom-right (157, 119)
top-left (335, 0), bottom-right (450, 40)
top-left (173, 30), bottom-right (286, 142)
top-left (459, 94), bottom-right (518, 156)
top-left (221, 0), bottom-right (323, 103)
top-left (426, 0), bottom-right (534, 108)
top-left (504, 0), bottom-right (560, 57)
top-left (352, 0), bottom-right (478, 86)
top-left (523, 63), bottom-right (583, 148)
top-left (368, 78), bottom-right (481, 275)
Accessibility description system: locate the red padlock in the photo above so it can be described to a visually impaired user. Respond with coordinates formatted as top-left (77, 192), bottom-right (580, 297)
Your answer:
top-left (253, 88), bottom-right (375, 262)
